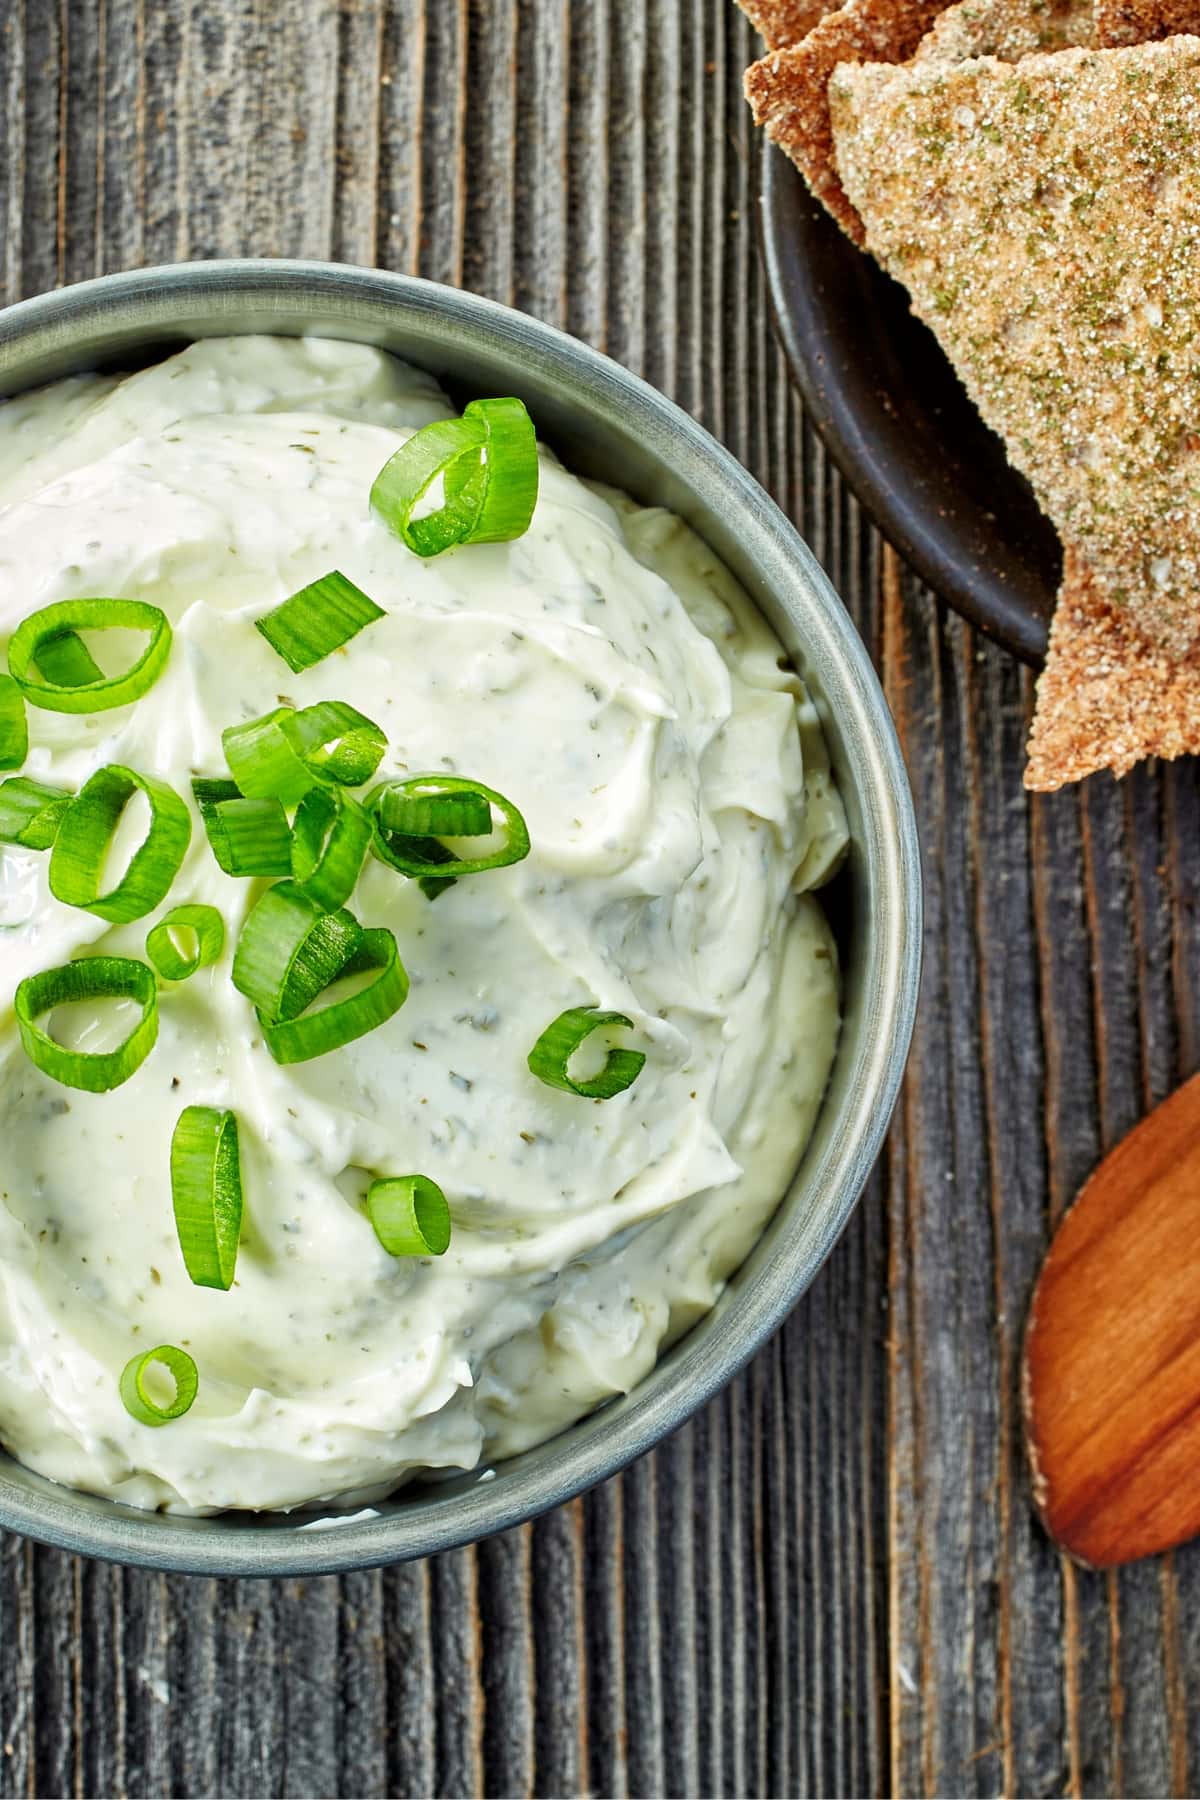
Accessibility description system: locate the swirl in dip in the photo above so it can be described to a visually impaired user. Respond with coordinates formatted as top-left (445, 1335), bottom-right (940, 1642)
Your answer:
top-left (0, 338), bottom-right (846, 1512)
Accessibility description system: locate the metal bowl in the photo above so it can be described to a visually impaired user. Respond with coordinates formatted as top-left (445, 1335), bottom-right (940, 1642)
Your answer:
top-left (0, 261), bottom-right (921, 1575)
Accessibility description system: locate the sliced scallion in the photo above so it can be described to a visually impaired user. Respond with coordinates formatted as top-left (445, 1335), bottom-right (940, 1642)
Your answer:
top-left (370, 397), bottom-right (538, 558)
top-left (368, 775), bottom-right (529, 882)
top-left (527, 1005), bottom-right (646, 1099)
top-left (232, 880), bottom-right (363, 1022)
top-left (258, 927), bottom-right (408, 1065)
top-left (33, 631), bottom-right (104, 688)
top-left (171, 1105), bottom-right (243, 1290)
top-left (211, 797), bottom-right (292, 877)
top-left (255, 571), bottom-right (384, 673)
top-left (49, 765), bottom-right (191, 923)
top-left (146, 904), bottom-right (225, 982)
top-left (8, 599), bottom-right (171, 713)
top-left (367, 1174), bottom-right (451, 1257)
top-left (0, 674), bottom-right (27, 770)
top-left (281, 700), bottom-right (386, 788)
top-left (15, 956), bottom-right (159, 1091)
top-left (119, 1345), bottom-right (198, 1426)
top-left (222, 708), bottom-right (315, 808)
top-left (291, 786), bottom-right (371, 910)
top-left (0, 777), bottom-right (72, 849)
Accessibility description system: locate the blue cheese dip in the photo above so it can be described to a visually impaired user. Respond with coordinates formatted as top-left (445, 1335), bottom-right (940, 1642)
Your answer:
top-left (0, 337), bottom-right (846, 1512)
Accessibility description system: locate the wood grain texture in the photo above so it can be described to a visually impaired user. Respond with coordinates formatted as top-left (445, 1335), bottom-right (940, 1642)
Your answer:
top-left (0, 0), bottom-right (1193, 1793)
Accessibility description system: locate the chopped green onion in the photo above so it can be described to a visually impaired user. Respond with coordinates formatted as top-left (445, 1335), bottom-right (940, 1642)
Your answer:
top-left (33, 631), bottom-right (104, 688)
top-left (195, 778), bottom-right (294, 875)
top-left (370, 397), bottom-right (538, 558)
top-left (527, 1005), bottom-right (646, 1099)
top-left (222, 702), bottom-right (388, 807)
top-left (258, 927), bottom-right (408, 1065)
top-left (0, 777), bottom-right (72, 849)
top-left (255, 571), bottom-right (385, 673)
top-left (378, 787), bottom-right (492, 837)
top-left (222, 708), bottom-right (315, 808)
top-left (291, 787), bottom-right (371, 910)
top-left (146, 904), bottom-right (225, 981)
top-left (212, 798), bottom-right (292, 877)
top-left (281, 700), bottom-right (386, 787)
top-left (49, 765), bottom-right (191, 924)
top-left (171, 1105), bottom-right (243, 1290)
top-left (368, 775), bottom-right (530, 881)
top-left (8, 599), bottom-right (171, 713)
top-left (15, 956), bottom-right (159, 1091)
top-left (0, 675), bottom-right (27, 770)
top-left (232, 881), bottom-right (363, 1022)
top-left (119, 1345), bottom-right (198, 1426)
top-left (366, 1174), bottom-right (451, 1257)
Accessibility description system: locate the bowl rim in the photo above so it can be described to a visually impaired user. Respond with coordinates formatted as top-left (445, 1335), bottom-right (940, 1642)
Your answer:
top-left (0, 259), bottom-right (921, 1575)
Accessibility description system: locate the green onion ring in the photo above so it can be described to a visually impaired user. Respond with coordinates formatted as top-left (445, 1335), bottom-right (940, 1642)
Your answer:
top-left (366, 1174), bottom-right (451, 1256)
top-left (171, 1105), bottom-right (243, 1290)
top-left (370, 397), bottom-right (538, 558)
top-left (15, 956), bottom-right (159, 1092)
top-left (33, 631), bottom-right (105, 688)
top-left (259, 927), bottom-right (409, 1065)
top-left (210, 797), bottom-right (292, 877)
top-left (146, 904), bottom-right (225, 981)
top-left (0, 674), bottom-right (27, 770)
top-left (527, 1005), bottom-right (646, 1099)
top-left (377, 787), bottom-right (492, 837)
top-left (232, 880), bottom-right (363, 1022)
top-left (255, 570), bottom-right (384, 673)
top-left (281, 700), bottom-right (387, 788)
top-left (49, 764), bottom-right (192, 924)
top-left (222, 708), bottom-right (316, 808)
top-left (0, 777), bottom-right (72, 849)
top-left (291, 787), bottom-right (371, 910)
top-left (368, 775), bottom-right (529, 880)
top-left (119, 1344), bottom-right (198, 1426)
top-left (8, 599), bottom-right (172, 714)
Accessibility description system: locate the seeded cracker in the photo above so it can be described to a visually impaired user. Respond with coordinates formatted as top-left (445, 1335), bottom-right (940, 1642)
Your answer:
top-left (1026, 551), bottom-right (1200, 786)
top-left (912, 0), bottom-right (1094, 67)
top-left (737, 0), bottom-right (835, 47)
top-left (1096, 0), bottom-right (1200, 45)
top-left (831, 40), bottom-right (1200, 654)
top-left (745, 0), bottom-right (952, 240)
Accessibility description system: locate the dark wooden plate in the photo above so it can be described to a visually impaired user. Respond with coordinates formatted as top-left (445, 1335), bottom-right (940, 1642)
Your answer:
top-left (759, 142), bottom-right (1059, 667)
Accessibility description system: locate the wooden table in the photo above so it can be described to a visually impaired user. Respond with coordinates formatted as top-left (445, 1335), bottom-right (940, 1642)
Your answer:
top-left (0, 1), bottom-right (1194, 1794)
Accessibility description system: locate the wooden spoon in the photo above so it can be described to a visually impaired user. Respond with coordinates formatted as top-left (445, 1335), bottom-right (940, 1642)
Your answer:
top-left (1024, 1071), bottom-right (1200, 1568)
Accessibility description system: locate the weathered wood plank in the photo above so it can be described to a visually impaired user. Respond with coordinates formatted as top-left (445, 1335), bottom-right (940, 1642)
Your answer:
top-left (9, 0), bottom-right (1196, 1794)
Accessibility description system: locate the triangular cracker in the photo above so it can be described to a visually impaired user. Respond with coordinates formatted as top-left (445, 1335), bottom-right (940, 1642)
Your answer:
top-left (1097, 0), bottom-right (1200, 43)
top-left (745, 0), bottom-right (951, 241)
top-left (913, 0), bottom-right (1093, 65)
top-left (831, 39), bottom-right (1200, 655)
top-left (737, 0), bottom-right (836, 47)
top-left (1026, 552), bottom-right (1200, 787)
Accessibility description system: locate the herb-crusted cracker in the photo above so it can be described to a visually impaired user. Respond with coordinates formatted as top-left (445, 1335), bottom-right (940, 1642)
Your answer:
top-left (912, 0), bottom-right (1093, 66)
top-left (831, 40), bottom-right (1200, 654)
top-left (745, 0), bottom-right (952, 240)
top-left (737, 0), bottom-right (835, 46)
top-left (1026, 551), bottom-right (1200, 786)
top-left (1096, 0), bottom-right (1200, 44)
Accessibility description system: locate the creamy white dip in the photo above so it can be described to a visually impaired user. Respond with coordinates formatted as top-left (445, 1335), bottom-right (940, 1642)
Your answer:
top-left (0, 337), bottom-right (846, 1513)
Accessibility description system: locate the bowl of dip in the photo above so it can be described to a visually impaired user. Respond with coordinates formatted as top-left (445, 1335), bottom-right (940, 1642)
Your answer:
top-left (0, 261), bottom-right (919, 1574)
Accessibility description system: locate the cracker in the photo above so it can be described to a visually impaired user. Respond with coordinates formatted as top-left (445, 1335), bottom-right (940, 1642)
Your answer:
top-left (737, 0), bottom-right (835, 48)
top-left (831, 39), bottom-right (1200, 654)
top-left (745, 0), bottom-right (951, 241)
top-left (1096, 0), bottom-right (1200, 44)
top-left (912, 0), bottom-right (1093, 66)
top-left (1026, 552), bottom-right (1200, 786)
